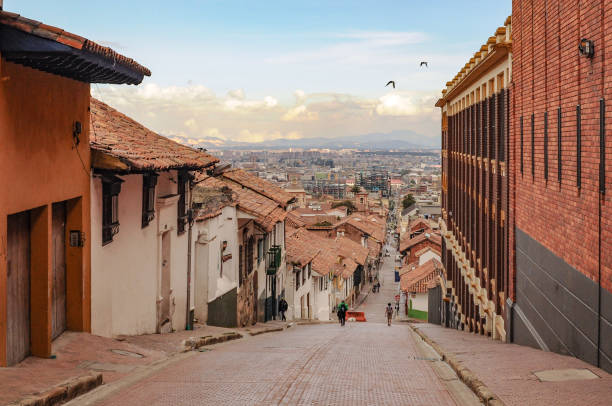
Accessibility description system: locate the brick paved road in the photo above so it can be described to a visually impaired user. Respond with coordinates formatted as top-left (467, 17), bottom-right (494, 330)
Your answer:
top-left (86, 243), bottom-right (478, 406)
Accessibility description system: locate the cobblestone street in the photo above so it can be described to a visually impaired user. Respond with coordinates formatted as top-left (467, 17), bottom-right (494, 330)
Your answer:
top-left (75, 242), bottom-right (479, 406)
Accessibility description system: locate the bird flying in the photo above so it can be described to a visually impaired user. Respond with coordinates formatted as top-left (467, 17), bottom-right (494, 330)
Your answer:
top-left (385, 80), bottom-right (395, 88)
top-left (420, 61), bottom-right (428, 68)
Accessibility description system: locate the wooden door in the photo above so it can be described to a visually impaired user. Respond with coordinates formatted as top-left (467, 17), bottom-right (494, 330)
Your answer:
top-left (6, 212), bottom-right (30, 366)
top-left (52, 202), bottom-right (67, 339)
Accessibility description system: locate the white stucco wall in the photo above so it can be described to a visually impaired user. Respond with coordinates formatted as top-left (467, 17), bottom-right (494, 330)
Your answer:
top-left (410, 292), bottom-right (428, 312)
top-left (418, 250), bottom-right (441, 266)
top-left (288, 263), bottom-right (313, 320)
top-left (91, 170), bottom-right (192, 337)
top-left (313, 275), bottom-right (331, 321)
top-left (194, 205), bottom-right (238, 322)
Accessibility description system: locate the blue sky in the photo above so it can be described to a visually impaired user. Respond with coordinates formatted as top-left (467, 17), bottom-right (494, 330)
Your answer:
top-left (10, 1), bottom-right (511, 146)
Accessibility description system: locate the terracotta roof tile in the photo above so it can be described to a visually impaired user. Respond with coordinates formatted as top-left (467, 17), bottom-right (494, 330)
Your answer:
top-left (335, 236), bottom-right (368, 266)
top-left (286, 228), bottom-right (320, 268)
top-left (221, 168), bottom-right (294, 207)
top-left (0, 11), bottom-right (150, 77)
top-left (399, 231), bottom-right (441, 253)
top-left (285, 212), bottom-right (307, 229)
top-left (90, 99), bottom-right (219, 172)
top-left (192, 175), bottom-right (236, 222)
top-left (197, 174), bottom-right (286, 233)
top-left (336, 215), bottom-right (385, 243)
top-left (400, 258), bottom-right (442, 293)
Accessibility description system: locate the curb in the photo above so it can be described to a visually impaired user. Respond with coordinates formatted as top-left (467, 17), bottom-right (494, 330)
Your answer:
top-left (183, 331), bottom-right (243, 351)
top-left (248, 326), bottom-right (284, 336)
top-left (9, 373), bottom-right (103, 406)
top-left (409, 325), bottom-right (506, 406)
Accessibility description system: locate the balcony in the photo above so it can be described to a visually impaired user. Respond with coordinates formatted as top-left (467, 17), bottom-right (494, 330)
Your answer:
top-left (266, 245), bottom-right (282, 275)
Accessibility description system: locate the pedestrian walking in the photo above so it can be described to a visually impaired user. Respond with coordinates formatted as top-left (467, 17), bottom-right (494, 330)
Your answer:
top-left (278, 298), bottom-right (288, 321)
top-left (395, 302), bottom-right (399, 317)
top-left (385, 303), bottom-right (394, 326)
top-left (337, 300), bottom-right (348, 326)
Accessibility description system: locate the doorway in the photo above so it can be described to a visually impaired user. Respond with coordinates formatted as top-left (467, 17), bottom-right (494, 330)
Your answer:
top-left (52, 202), bottom-right (67, 340)
top-left (6, 211), bottom-right (31, 366)
top-left (159, 231), bottom-right (172, 333)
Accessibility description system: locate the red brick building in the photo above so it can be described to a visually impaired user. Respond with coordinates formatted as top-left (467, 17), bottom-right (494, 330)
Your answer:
top-left (510, 0), bottom-right (611, 372)
top-left (437, 2), bottom-right (612, 373)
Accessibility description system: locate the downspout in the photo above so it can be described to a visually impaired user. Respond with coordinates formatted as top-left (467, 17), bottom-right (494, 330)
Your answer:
top-left (185, 176), bottom-right (195, 331)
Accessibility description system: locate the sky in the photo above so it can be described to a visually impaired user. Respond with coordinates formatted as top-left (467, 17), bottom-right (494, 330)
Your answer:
top-left (10, 1), bottom-right (511, 147)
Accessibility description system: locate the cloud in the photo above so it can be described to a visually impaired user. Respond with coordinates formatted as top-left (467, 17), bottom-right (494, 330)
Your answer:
top-left (91, 84), bottom-right (440, 145)
top-left (375, 92), bottom-right (437, 116)
top-left (282, 105), bottom-right (318, 122)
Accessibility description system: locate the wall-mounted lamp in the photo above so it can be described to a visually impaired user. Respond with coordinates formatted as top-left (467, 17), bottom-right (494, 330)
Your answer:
top-left (579, 38), bottom-right (594, 59)
top-left (73, 121), bottom-right (82, 146)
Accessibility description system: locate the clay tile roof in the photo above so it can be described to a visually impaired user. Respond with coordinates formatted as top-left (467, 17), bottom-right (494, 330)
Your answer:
top-left (399, 231), bottom-right (441, 253)
top-left (209, 175), bottom-right (286, 232)
top-left (337, 257), bottom-right (358, 279)
top-left (400, 258), bottom-right (442, 293)
top-left (285, 211), bottom-right (306, 229)
top-left (192, 174), bottom-right (236, 221)
top-left (335, 236), bottom-right (368, 266)
top-left (90, 99), bottom-right (219, 172)
top-left (0, 11), bottom-right (150, 83)
top-left (221, 168), bottom-right (295, 207)
top-left (415, 246), bottom-right (441, 258)
top-left (286, 228), bottom-right (321, 268)
top-left (337, 215), bottom-right (385, 243)
top-left (312, 245), bottom-right (338, 277)
top-left (410, 219), bottom-right (432, 232)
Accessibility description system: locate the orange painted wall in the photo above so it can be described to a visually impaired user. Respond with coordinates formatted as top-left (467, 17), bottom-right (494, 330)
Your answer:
top-left (0, 57), bottom-right (91, 365)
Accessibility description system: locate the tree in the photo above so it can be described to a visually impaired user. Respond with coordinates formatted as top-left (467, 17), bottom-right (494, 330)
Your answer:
top-left (402, 194), bottom-right (416, 210)
top-left (350, 185), bottom-right (361, 194)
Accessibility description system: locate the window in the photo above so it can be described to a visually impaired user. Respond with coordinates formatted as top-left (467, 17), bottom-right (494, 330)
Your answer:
top-left (257, 239), bottom-right (264, 265)
top-left (238, 245), bottom-right (244, 286)
top-left (247, 236), bottom-right (254, 274)
top-left (142, 174), bottom-right (157, 228)
top-left (102, 176), bottom-right (123, 245)
top-left (296, 268), bottom-right (301, 290)
top-left (177, 171), bottom-right (188, 234)
top-left (302, 265), bottom-right (306, 285)
top-left (307, 263), bottom-right (311, 279)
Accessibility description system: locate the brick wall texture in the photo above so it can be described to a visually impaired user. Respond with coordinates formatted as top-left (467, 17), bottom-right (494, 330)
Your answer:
top-left (511, 0), bottom-right (612, 297)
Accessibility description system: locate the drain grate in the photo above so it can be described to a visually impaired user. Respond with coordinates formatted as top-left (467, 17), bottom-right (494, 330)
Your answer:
top-left (110, 349), bottom-right (144, 358)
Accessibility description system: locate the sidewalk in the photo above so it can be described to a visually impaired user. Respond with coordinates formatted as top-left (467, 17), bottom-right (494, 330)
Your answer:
top-left (1, 321), bottom-right (288, 406)
top-left (411, 323), bottom-right (612, 406)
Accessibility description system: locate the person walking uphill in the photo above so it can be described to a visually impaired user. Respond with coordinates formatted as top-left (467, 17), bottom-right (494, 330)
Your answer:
top-left (337, 300), bottom-right (348, 326)
top-left (385, 303), bottom-right (394, 326)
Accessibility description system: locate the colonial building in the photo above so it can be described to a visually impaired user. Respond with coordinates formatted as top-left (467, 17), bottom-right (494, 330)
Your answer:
top-left (436, 17), bottom-right (512, 340)
top-left (0, 12), bottom-right (148, 366)
top-left (192, 182), bottom-right (238, 328)
top-left (89, 99), bottom-right (218, 337)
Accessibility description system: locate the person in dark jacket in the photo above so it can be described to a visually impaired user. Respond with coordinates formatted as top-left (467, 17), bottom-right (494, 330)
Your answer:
top-left (337, 300), bottom-right (348, 326)
top-left (278, 298), bottom-right (288, 321)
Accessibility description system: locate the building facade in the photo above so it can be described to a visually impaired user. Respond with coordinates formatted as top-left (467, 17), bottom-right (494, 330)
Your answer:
top-left (511, 0), bottom-right (611, 372)
top-left (436, 18), bottom-right (512, 340)
top-left (0, 12), bottom-right (148, 366)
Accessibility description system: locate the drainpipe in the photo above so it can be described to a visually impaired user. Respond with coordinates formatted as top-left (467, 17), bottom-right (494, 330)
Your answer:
top-left (185, 177), bottom-right (195, 331)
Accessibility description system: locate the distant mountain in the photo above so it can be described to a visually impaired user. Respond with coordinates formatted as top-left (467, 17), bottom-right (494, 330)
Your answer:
top-left (167, 130), bottom-right (440, 151)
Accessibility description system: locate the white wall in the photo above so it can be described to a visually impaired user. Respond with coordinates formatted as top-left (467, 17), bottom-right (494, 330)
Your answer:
top-left (288, 263), bottom-right (313, 320)
top-left (411, 292), bottom-right (428, 312)
top-left (91, 170), bottom-right (192, 337)
top-left (313, 275), bottom-right (331, 321)
top-left (194, 205), bottom-right (238, 322)
top-left (418, 250), bottom-right (441, 266)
